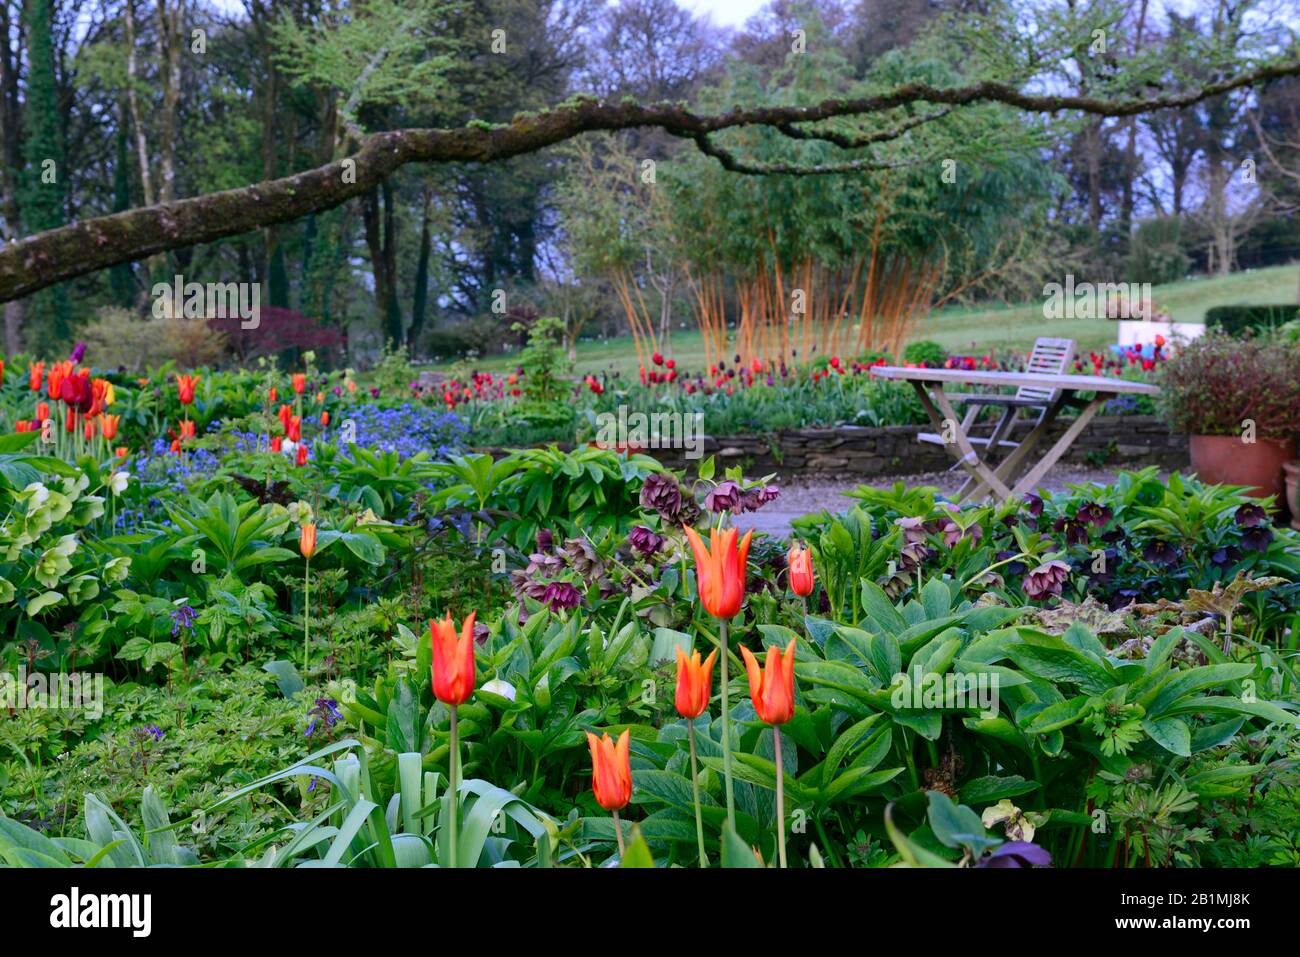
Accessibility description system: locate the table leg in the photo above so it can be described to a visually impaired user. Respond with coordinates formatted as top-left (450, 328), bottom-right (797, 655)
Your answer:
top-left (1011, 395), bottom-right (1108, 496)
top-left (911, 383), bottom-right (1013, 501)
top-left (957, 404), bottom-right (1020, 499)
top-left (984, 394), bottom-right (1069, 491)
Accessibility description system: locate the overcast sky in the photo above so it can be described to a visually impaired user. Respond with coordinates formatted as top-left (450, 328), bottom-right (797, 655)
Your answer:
top-left (685, 0), bottom-right (768, 26)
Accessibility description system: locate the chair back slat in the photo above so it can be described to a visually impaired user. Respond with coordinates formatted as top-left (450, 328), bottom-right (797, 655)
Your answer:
top-left (1015, 337), bottom-right (1075, 403)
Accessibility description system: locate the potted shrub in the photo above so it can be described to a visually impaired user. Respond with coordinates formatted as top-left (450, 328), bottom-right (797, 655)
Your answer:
top-left (1157, 331), bottom-right (1300, 508)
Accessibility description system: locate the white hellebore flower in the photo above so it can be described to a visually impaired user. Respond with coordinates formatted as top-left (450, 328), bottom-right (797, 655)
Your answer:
top-left (110, 471), bottom-right (131, 496)
top-left (480, 677), bottom-right (517, 702)
top-left (24, 482), bottom-right (49, 508)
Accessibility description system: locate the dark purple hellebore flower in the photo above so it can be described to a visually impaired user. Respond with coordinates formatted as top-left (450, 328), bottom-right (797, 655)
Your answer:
top-left (1076, 503), bottom-right (1113, 528)
top-left (705, 480), bottom-right (743, 514)
top-left (1023, 494), bottom-right (1044, 517)
top-left (1022, 559), bottom-right (1070, 600)
top-left (68, 341), bottom-right (87, 364)
top-left (542, 581), bottom-right (582, 611)
top-left (1240, 526), bottom-right (1273, 553)
top-left (1210, 545), bottom-right (1242, 567)
top-left (739, 485), bottom-right (780, 512)
top-left (640, 473), bottom-right (683, 520)
top-left (536, 528), bottom-right (554, 553)
top-left (976, 841), bottom-right (1052, 868)
top-left (628, 525), bottom-right (664, 555)
top-left (1234, 503), bottom-right (1268, 528)
top-left (1142, 540), bottom-right (1181, 568)
top-left (1053, 517), bottom-right (1089, 547)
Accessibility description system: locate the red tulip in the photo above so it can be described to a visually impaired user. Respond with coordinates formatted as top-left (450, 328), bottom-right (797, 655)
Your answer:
top-left (683, 526), bottom-right (752, 620)
top-left (586, 729), bottom-right (632, 811)
top-left (740, 638), bottom-right (796, 726)
top-left (675, 646), bottom-right (717, 719)
top-left (787, 542), bottom-right (814, 597)
top-left (176, 374), bottom-right (200, 405)
top-left (430, 611), bottom-right (477, 705)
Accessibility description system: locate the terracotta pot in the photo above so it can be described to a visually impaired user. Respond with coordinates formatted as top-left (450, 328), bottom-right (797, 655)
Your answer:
top-left (1285, 460), bottom-right (1300, 531)
top-left (1189, 434), bottom-right (1296, 503)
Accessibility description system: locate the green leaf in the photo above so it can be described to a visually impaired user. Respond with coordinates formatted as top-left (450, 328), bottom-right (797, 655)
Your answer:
top-left (619, 826), bottom-right (655, 868)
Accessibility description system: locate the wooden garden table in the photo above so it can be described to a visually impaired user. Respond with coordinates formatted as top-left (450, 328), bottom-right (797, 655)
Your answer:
top-left (871, 366), bottom-right (1161, 502)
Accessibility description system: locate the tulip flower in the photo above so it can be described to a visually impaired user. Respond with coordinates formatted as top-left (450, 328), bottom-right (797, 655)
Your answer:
top-left (99, 414), bottom-right (120, 441)
top-left (431, 611), bottom-right (477, 867)
top-left (176, 374), bottom-right (199, 406)
top-left (115, 447), bottom-right (128, 459)
top-left (676, 646), bottom-right (717, 866)
top-left (296, 442), bottom-right (308, 467)
top-left (683, 524), bottom-right (752, 833)
top-left (292, 373), bottom-right (306, 394)
top-left (320, 411), bottom-right (330, 427)
top-left (683, 526), bottom-right (751, 620)
top-left (271, 436), bottom-right (283, 453)
top-left (788, 542), bottom-right (814, 598)
top-left (741, 638), bottom-right (797, 867)
top-left (586, 729), bottom-right (633, 855)
top-left (36, 402), bottom-right (49, 422)
top-left (299, 522), bottom-right (317, 559)
top-left (430, 611), bottom-right (476, 706)
top-left (269, 387), bottom-right (277, 403)
top-left (28, 361), bottom-right (44, 392)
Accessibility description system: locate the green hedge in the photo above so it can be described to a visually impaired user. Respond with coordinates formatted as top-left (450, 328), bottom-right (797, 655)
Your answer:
top-left (1203, 303), bottom-right (1300, 336)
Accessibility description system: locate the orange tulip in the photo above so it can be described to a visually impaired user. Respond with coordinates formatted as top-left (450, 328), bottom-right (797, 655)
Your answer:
top-left (586, 729), bottom-right (632, 811)
top-left (288, 415), bottom-right (301, 442)
top-left (675, 646), bottom-right (717, 719)
top-left (269, 387), bottom-right (278, 403)
top-left (430, 611), bottom-right (477, 705)
top-left (683, 526), bottom-right (752, 619)
top-left (64, 409), bottom-right (76, 432)
top-left (320, 411), bottom-right (330, 427)
top-left (99, 414), bottom-right (120, 440)
top-left (169, 438), bottom-right (181, 456)
top-left (115, 447), bottom-right (128, 459)
top-left (271, 436), bottom-right (283, 452)
top-left (176, 374), bottom-right (200, 405)
top-left (315, 391), bottom-right (325, 403)
top-left (83, 419), bottom-right (95, 441)
top-left (740, 638), bottom-right (796, 726)
top-left (28, 361), bottom-right (44, 392)
top-left (179, 419), bottom-right (196, 440)
top-left (292, 373), bottom-right (306, 395)
top-left (788, 543), bottom-right (814, 597)
top-left (300, 522), bottom-right (317, 559)
top-left (296, 442), bottom-right (308, 466)
top-left (35, 402), bottom-right (49, 422)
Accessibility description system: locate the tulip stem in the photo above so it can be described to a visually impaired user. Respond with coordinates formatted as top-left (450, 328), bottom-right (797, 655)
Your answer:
top-left (302, 558), bottom-right (310, 672)
top-left (612, 808), bottom-right (626, 857)
top-left (688, 721), bottom-right (708, 868)
top-left (448, 703), bottom-right (460, 868)
top-left (719, 617), bottom-right (736, 833)
top-left (773, 727), bottom-right (787, 869)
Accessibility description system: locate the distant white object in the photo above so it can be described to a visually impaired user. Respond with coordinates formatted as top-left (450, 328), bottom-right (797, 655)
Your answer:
top-left (1116, 318), bottom-right (1205, 348)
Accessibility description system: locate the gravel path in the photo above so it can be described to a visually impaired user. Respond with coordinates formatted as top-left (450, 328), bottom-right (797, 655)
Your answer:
top-left (731, 465), bottom-right (1136, 538)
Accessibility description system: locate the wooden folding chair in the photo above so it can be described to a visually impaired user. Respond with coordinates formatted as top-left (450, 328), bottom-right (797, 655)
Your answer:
top-left (918, 337), bottom-right (1077, 490)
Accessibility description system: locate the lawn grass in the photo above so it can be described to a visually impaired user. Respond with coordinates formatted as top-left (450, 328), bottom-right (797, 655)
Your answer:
top-left (427, 263), bottom-right (1299, 378)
